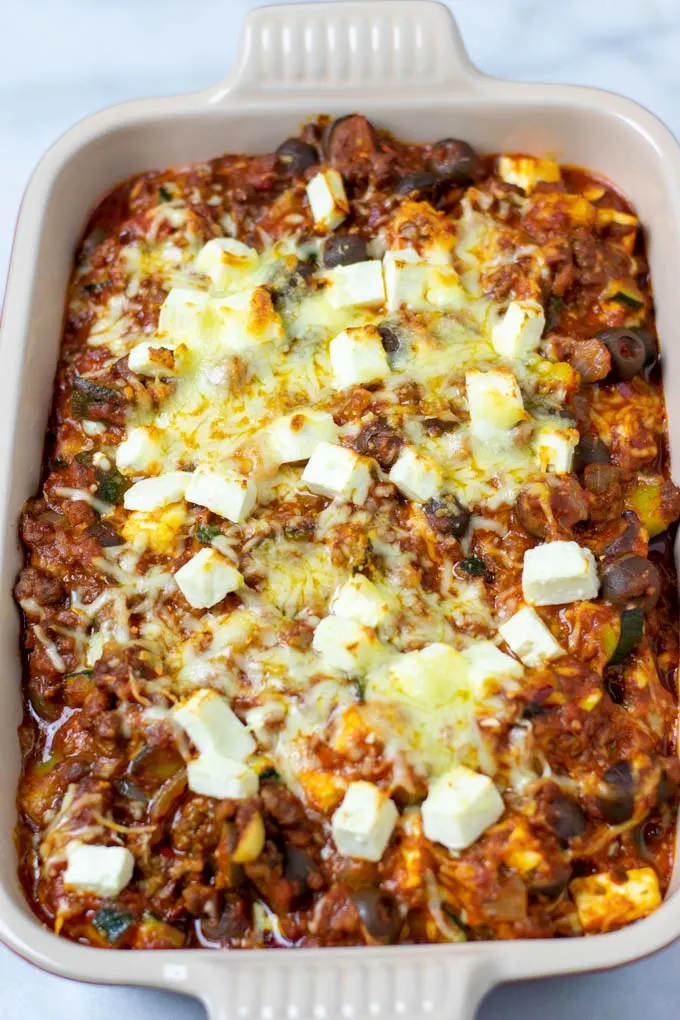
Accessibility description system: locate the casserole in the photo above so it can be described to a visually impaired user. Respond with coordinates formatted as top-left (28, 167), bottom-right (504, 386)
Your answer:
top-left (3, 0), bottom-right (680, 1014)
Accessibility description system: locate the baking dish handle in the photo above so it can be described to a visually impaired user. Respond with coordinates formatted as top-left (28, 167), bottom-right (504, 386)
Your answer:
top-left (210, 0), bottom-right (483, 103)
top-left (191, 953), bottom-right (496, 1020)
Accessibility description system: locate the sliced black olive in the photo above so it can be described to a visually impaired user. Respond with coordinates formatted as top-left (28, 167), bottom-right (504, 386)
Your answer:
top-left (275, 138), bottom-right (318, 175)
top-left (602, 511), bottom-right (643, 558)
top-left (200, 894), bottom-right (251, 942)
top-left (573, 435), bottom-right (611, 472)
top-left (350, 887), bottom-right (402, 944)
top-left (609, 607), bottom-right (644, 664)
top-left (545, 793), bottom-right (587, 842)
top-left (355, 417), bottom-right (403, 470)
top-left (325, 115), bottom-right (379, 164)
top-left (87, 519), bottom-right (124, 548)
top-left (323, 234), bottom-right (368, 268)
top-left (597, 761), bottom-right (635, 823)
top-left (529, 871), bottom-right (571, 899)
top-left (598, 328), bottom-right (646, 381)
top-left (426, 139), bottom-right (480, 185)
top-left (600, 554), bottom-right (661, 611)
top-left (283, 845), bottom-right (318, 906)
top-left (424, 493), bottom-right (471, 538)
top-left (377, 323), bottom-right (402, 354)
top-left (422, 416), bottom-right (458, 437)
top-left (599, 327), bottom-right (657, 370)
top-left (394, 171), bottom-right (438, 195)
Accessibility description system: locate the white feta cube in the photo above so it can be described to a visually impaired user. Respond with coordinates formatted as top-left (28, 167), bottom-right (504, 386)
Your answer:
top-left (174, 547), bottom-right (244, 609)
top-left (209, 286), bottom-right (284, 351)
top-left (185, 466), bottom-right (257, 524)
top-left (302, 442), bottom-right (372, 504)
top-left (329, 326), bottom-right (390, 390)
top-left (388, 447), bottom-right (443, 502)
top-left (465, 368), bottom-right (526, 440)
top-left (157, 287), bottom-right (210, 344)
top-left (195, 238), bottom-right (260, 292)
top-left (266, 410), bottom-right (338, 464)
top-left (522, 540), bottom-right (599, 606)
top-left (499, 606), bottom-right (564, 667)
top-left (123, 471), bottom-right (192, 511)
top-left (312, 615), bottom-right (387, 675)
top-left (461, 640), bottom-right (524, 696)
top-left (63, 841), bottom-right (135, 898)
top-left (570, 868), bottom-right (661, 934)
top-left (323, 260), bottom-right (385, 310)
top-left (306, 169), bottom-right (349, 231)
top-left (173, 687), bottom-right (255, 759)
top-left (116, 427), bottom-right (163, 475)
top-left (383, 247), bottom-right (431, 312)
top-left (386, 643), bottom-right (470, 708)
top-left (535, 424), bottom-right (579, 474)
top-left (421, 765), bottom-right (505, 851)
top-left (128, 340), bottom-right (186, 377)
top-left (187, 752), bottom-right (259, 800)
top-left (491, 300), bottom-right (546, 359)
top-left (497, 155), bottom-right (561, 194)
top-left (330, 574), bottom-right (393, 629)
top-left (331, 781), bottom-right (398, 861)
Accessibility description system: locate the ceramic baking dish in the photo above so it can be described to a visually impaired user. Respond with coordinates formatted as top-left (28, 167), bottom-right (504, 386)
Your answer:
top-left (2, 1), bottom-right (680, 1016)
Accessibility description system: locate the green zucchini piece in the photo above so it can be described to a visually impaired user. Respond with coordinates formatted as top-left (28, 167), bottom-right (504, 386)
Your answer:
top-left (96, 467), bottom-right (129, 505)
top-left (609, 608), bottom-right (644, 664)
top-left (459, 556), bottom-right (487, 578)
top-left (93, 907), bottom-right (134, 944)
top-left (195, 523), bottom-right (221, 544)
top-left (259, 766), bottom-right (283, 783)
top-left (71, 376), bottom-right (121, 419)
top-left (610, 284), bottom-right (645, 309)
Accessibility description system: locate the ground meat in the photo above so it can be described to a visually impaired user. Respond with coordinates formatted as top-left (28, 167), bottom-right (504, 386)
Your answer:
top-left (14, 567), bottom-right (64, 606)
top-left (171, 797), bottom-right (223, 853)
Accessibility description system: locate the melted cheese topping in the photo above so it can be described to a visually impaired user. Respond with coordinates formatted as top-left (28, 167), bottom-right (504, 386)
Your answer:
top-left (63, 186), bottom-right (585, 805)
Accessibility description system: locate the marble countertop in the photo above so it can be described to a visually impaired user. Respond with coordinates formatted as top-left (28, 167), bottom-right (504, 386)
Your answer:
top-left (2, 0), bottom-right (680, 1017)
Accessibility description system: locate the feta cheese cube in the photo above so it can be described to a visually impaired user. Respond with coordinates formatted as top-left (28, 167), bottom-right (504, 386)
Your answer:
top-left (388, 447), bottom-right (443, 502)
top-left (491, 300), bottom-right (546, 359)
top-left (266, 410), bottom-right (338, 464)
top-left (383, 247), bottom-right (431, 312)
top-left (185, 466), bottom-right (257, 524)
top-left (331, 574), bottom-right (393, 629)
top-left (461, 640), bottom-right (524, 696)
top-left (329, 325), bottom-right (390, 390)
top-left (195, 238), bottom-right (260, 292)
top-left (499, 606), bottom-right (564, 667)
top-left (497, 155), bottom-right (562, 194)
top-left (187, 753), bottom-right (259, 800)
top-left (174, 547), bottom-right (244, 609)
top-left (465, 368), bottom-right (526, 440)
top-left (63, 841), bottom-right (135, 898)
top-left (82, 420), bottom-right (106, 437)
top-left (570, 868), bottom-right (661, 934)
top-left (116, 427), bottom-right (164, 475)
top-left (312, 615), bottom-right (387, 675)
top-left (128, 340), bottom-right (186, 377)
top-left (421, 765), bottom-right (505, 850)
top-left (302, 442), bottom-right (372, 505)
top-left (535, 424), bottom-right (579, 474)
top-left (209, 286), bottom-right (284, 351)
top-left (157, 287), bottom-right (210, 344)
top-left (331, 781), bottom-right (398, 861)
top-left (306, 169), bottom-right (349, 231)
top-left (123, 471), bottom-right (192, 511)
top-left (386, 644), bottom-right (470, 708)
top-left (522, 540), bottom-right (599, 606)
top-left (173, 688), bottom-right (255, 759)
top-left (323, 260), bottom-right (386, 310)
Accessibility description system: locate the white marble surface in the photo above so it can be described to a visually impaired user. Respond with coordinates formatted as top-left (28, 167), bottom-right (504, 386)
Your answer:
top-left (2, 0), bottom-right (680, 1017)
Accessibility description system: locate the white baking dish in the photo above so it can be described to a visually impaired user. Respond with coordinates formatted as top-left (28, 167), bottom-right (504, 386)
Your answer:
top-left (2, 2), bottom-right (680, 1017)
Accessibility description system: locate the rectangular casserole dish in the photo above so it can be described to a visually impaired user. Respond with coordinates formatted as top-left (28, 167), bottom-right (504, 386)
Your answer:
top-left (2, 1), bottom-right (680, 1016)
